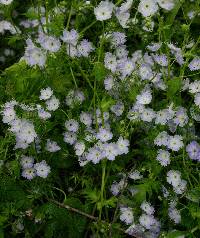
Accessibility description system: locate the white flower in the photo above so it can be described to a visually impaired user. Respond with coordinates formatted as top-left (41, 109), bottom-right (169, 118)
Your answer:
top-left (153, 54), bottom-right (168, 66)
top-left (65, 119), bottom-right (79, 132)
top-left (168, 207), bottom-right (181, 224)
top-left (156, 149), bottom-right (170, 166)
top-left (102, 143), bottom-right (118, 160)
top-left (136, 89), bottom-right (152, 105)
top-left (167, 170), bottom-right (181, 187)
top-left (104, 52), bottom-right (117, 72)
top-left (173, 179), bottom-right (187, 195)
top-left (46, 139), bottom-right (61, 152)
top-left (111, 102), bottom-right (124, 116)
top-left (194, 93), bottom-right (200, 107)
top-left (104, 75), bottom-right (114, 90)
top-left (110, 179), bottom-right (127, 195)
top-left (39, 87), bottom-right (53, 100)
top-left (0, 0), bottom-right (13, 5)
top-left (23, 39), bottom-right (46, 68)
top-left (94, 1), bottom-right (114, 21)
top-left (140, 108), bottom-right (155, 122)
top-left (66, 44), bottom-right (78, 57)
top-left (120, 207), bottom-right (134, 225)
top-left (188, 57), bottom-right (200, 71)
top-left (80, 112), bottom-right (92, 127)
top-left (45, 96), bottom-right (60, 111)
top-left (74, 141), bottom-right (85, 156)
top-left (2, 106), bottom-right (16, 124)
top-left (86, 147), bottom-right (103, 164)
top-left (14, 119), bottom-right (37, 145)
top-left (168, 135), bottom-right (184, 151)
top-left (61, 29), bottom-right (79, 46)
top-left (63, 132), bottom-right (77, 145)
top-left (154, 131), bottom-right (169, 146)
top-left (129, 170), bottom-right (143, 180)
top-left (38, 108), bottom-right (51, 120)
top-left (157, 0), bottom-right (175, 10)
top-left (155, 109), bottom-right (172, 125)
top-left (189, 81), bottom-right (200, 94)
top-left (22, 168), bottom-right (36, 180)
top-left (140, 201), bottom-right (155, 215)
top-left (138, 0), bottom-right (159, 17)
top-left (34, 160), bottom-right (51, 178)
top-left (139, 64), bottom-right (153, 80)
top-left (96, 127), bottom-right (113, 142)
top-left (139, 213), bottom-right (156, 230)
top-left (147, 42), bottom-right (161, 52)
top-left (20, 156), bottom-right (34, 169)
top-left (116, 136), bottom-right (130, 155)
top-left (115, 9), bottom-right (130, 28)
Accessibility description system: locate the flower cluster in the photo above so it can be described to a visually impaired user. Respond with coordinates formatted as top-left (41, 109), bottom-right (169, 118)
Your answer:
top-left (21, 155), bottom-right (50, 180)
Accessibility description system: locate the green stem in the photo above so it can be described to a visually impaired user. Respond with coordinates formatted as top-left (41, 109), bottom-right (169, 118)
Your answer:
top-left (66, 5), bottom-right (73, 30)
top-left (70, 66), bottom-right (78, 88)
top-left (80, 21), bottom-right (97, 35)
top-left (99, 160), bottom-right (106, 221)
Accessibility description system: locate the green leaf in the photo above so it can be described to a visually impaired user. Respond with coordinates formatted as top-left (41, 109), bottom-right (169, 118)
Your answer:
top-left (166, 230), bottom-right (186, 238)
top-left (167, 77), bottom-right (182, 102)
top-left (93, 62), bottom-right (107, 82)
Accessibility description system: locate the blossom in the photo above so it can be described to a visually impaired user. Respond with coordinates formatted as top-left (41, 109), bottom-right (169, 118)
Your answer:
top-left (111, 32), bottom-right (126, 47)
top-left (86, 147), bottom-right (103, 164)
top-left (20, 156), bottom-right (34, 169)
top-left (102, 143), bottom-right (118, 160)
top-left (77, 39), bottom-right (94, 57)
top-left (186, 141), bottom-right (200, 161)
top-left (74, 141), bottom-right (85, 156)
top-left (96, 127), bottom-right (113, 142)
top-left (111, 102), bottom-right (124, 116)
top-left (168, 207), bottom-right (181, 224)
top-left (138, 0), bottom-right (159, 17)
top-left (129, 170), bottom-right (143, 180)
top-left (189, 81), bottom-right (200, 94)
top-left (104, 52), bottom-right (117, 72)
top-left (46, 139), bottom-right (61, 152)
top-left (22, 168), bottom-right (36, 180)
top-left (37, 108), bottom-right (51, 120)
top-left (45, 96), bottom-right (60, 111)
top-left (139, 64), bottom-right (153, 80)
top-left (104, 75), bottom-right (114, 90)
top-left (120, 207), bottom-right (134, 225)
top-left (0, 0), bottom-right (13, 5)
top-left (188, 57), bottom-right (200, 71)
top-left (194, 93), bottom-right (200, 107)
top-left (140, 201), bottom-right (155, 215)
top-left (167, 170), bottom-right (181, 187)
top-left (156, 149), bottom-right (170, 166)
top-left (154, 131), bottom-right (169, 147)
top-left (61, 29), bottom-right (79, 46)
top-left (34, 160), bottom-right (51, 178)
top-left (116, 136), bottom-right (129, 155)
top-left (136, 90), bottom-right (152, 105)
top-left (147, 42), bottom-right (161, 52)
top-left (157, 0), bottom-right (175, 10)
top-left (139, 213), bottom-right (156, 230)
top-left (65, 119), bottom-right (79, 132)
top-left (23, 39), bottom-right (46, 67)
top-left (63, 132), bottom-right (77, 145)
top-left (39, 87), bottom-right (53, 100)
top-left (168, 135), bottom-right (184, 152)
top-left (153, 54), bottom-right (168, 66)
top-left (140, 108), bottom-right (155, 122)
top-left (94, 1), bottom-right (114, 21)
top-left (37, 32), bottom-right (61, 52)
